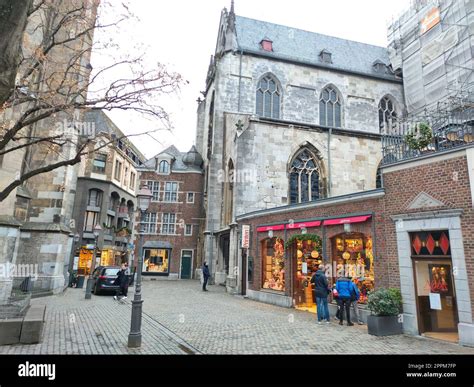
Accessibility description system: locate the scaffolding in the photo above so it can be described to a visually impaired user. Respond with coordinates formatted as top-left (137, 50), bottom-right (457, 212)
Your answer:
top-left (387, 0), bottom-right (473, 114)
top-left (381, 0), bottom-right (474, 164)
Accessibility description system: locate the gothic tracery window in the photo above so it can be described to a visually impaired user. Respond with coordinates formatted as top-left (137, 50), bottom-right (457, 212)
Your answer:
top-left (256, 74), bottom-right (281, 119)
top-left (289, 149), bottom-right (323, 204)
top-left (379, 95), bottom-right (398, 134)
top-left (319, 85), bottom-right (342, 128)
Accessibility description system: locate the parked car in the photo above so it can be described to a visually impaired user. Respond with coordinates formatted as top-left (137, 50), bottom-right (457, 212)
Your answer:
top-left (91, 266), bottom-right (121, 295)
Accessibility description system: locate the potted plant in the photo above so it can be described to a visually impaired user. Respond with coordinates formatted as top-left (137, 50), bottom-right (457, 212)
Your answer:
top-left (405, 122), bottom-right (433, 152)
top-left (367, 288), bottom-right (403, 336)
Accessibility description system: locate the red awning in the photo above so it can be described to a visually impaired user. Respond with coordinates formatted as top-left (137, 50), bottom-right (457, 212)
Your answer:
top-left (286, 220), bottom-right (321, 230)
top-left (323, 215), bottom-right (371, 226)
top-left (257, 225), bottom-right (285, 232)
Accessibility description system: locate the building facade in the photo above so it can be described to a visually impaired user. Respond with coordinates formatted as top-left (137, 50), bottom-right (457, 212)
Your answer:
top-left (70, 111), bottom-right (145, 277)
top-left (137, 146), bottom-right (204, 280)
top-left (0, 0), bottom-right (99, 299)
top-left (195, 4), bottom-right (404, 291)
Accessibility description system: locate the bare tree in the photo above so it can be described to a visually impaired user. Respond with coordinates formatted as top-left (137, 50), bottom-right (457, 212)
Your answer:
top-left (0, 0), bottom-right (185, 202)
top-left (0, 0), bottom-right (33, 105)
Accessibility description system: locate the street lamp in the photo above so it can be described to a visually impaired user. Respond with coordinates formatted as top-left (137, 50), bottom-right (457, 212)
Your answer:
top-left (128, 185), bottom-right (152, 348)
top-left (85, 223), bottom-right (102, 300)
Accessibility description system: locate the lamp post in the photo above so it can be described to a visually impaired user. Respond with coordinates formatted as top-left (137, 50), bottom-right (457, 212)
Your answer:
top-left (128, 185), bottom-right (152, 348)
top-left (85, 224), bottom-right (102, 300)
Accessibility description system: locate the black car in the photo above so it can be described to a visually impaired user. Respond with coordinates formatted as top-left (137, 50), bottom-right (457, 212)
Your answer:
top-left (91, 266), bottom-right (121, 295)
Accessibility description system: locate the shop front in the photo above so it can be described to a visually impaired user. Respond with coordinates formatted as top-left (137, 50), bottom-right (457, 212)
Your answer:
top-left (253, 214), bottom-right (375, 313)
top-left (141, 241), bottom-right (173, 276)
top-left (410, 231), bottom-right (459, 342)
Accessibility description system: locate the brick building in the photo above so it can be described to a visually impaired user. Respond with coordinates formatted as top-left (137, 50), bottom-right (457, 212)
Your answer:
top-left (136, 146), bottom-right (204, 280)
top-left (236, 143), bottom-right (474, 347)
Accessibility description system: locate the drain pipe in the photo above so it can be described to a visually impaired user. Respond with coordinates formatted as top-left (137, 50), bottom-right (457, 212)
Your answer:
top-left (328, 128), bottom-right (332, 197)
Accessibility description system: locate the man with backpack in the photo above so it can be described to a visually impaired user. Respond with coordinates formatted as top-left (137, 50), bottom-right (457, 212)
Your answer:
top-left (335, 275), bottom-right (360, 326)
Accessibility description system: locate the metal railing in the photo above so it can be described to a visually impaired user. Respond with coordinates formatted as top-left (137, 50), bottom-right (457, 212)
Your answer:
top-left (381, 106), bottom-right (474, 165)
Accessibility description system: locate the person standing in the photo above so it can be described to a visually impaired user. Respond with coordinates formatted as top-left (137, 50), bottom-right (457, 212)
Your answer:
top-left (114, 263), bottom-right (129, 301)
top-left (350, 278), bottom-right (364, 325)
top-left (336, 275), bottom-right (358, 326)
top-left (311, 264), bottom-right (331, 324)
top-left (202, 261), bottom-right (210, 292)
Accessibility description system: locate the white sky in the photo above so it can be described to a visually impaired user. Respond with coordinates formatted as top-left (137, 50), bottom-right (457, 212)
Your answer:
top-left (95, 0), bottom-right (411, 160)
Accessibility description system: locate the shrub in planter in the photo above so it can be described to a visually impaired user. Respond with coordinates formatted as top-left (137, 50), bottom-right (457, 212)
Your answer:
top-left (367, 288), bottom-right (403, 336)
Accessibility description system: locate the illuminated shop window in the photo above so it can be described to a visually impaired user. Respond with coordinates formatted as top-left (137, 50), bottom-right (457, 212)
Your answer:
top-left (143, 249), bottom-right (169, 274)
top-left (261, 237), bottom-right (285, 292)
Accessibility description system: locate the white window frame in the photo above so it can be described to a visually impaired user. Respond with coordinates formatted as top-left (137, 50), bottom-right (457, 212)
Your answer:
top-left (148, 181), bottom-right (160, 202)
top-left (184, 224), bottom-right (193, 236)
top-left (142, 212), bottom-right (157, 234)
top-left (161, 213), bottom-right (176, 235)
top-left (164, 182), bottom-right (178, 203)
top-left (186, 192), bottom-right (195, 204)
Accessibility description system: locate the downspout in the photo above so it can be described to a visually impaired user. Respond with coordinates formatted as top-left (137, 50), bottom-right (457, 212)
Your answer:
top-left (327, 128), bottom-right (332, 197)
top-left (237, 49), bottom-right (243, 112)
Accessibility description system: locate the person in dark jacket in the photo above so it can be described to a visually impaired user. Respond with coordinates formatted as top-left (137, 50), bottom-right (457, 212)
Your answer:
top-left (114, 263), bottom-right (129, 300)
top-left (311, 264), bottom-right (331, 324)
top-left (335, 275), bottom-right (359, 326)
top-left (202, 261), bottom-right (210, 291)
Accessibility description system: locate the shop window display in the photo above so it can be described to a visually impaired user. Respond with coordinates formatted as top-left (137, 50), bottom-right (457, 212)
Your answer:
top-left (261, 238), bottom-right (285, 292)
top-left (143, 249), bottom-right (169, 274)
top-left (332, 233), bottom-right (374, 304)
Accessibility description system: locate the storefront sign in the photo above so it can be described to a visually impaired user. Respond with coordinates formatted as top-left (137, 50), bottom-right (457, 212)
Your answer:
top-left (323, 215), bottom-right (371, 226)
top-left (421, 7), bottom-right (440, 35)
top-left (241, 225), bottom-right (250, 249)
top-left (257, 224), bottom-right (285, 232)
top-left (286, 220), bottom-right (321, 230)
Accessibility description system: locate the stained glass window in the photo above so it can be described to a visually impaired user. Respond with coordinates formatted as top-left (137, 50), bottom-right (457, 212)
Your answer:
top-left (289, 149), bottom-right (323, 204)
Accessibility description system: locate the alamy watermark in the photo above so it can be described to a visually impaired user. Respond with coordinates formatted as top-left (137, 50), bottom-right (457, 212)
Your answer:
top-left (53, 111), bottom-right (97, 140)
top-left (0, 263), bottom-right (39, 280)
top-left (217, 168), bottom-right (258, 184)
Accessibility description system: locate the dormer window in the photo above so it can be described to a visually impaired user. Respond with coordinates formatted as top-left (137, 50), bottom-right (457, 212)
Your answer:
top-left (260, 38), bottom-right (273, 52)
top-left (373, 60), bottom-right (388, 74)
top-left (319, 49), bottom-right (332, 64)
top-left (158, 160), bottom-right (170, 174)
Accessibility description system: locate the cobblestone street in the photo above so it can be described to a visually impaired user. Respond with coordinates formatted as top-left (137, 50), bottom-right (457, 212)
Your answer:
top-left (1, 280), bottom-right (474, 355)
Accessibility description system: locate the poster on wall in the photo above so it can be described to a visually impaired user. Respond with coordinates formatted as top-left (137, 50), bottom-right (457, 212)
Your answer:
top-left (428, 264), bottom-right (452, 295)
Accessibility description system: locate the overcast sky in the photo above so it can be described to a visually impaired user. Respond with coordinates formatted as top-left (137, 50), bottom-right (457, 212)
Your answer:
top-left (94, 0), bottom-right (411, 160)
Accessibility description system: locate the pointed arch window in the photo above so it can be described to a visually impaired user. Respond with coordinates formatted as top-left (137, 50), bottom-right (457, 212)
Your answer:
top-left (320, 85), bottom-right (342, 128)
top-left (379, 96), bottom-right (398, 134)
top-left (256, 75), bottom-right (281, 119)
top-left (289, 149), bottom-right (323, 204)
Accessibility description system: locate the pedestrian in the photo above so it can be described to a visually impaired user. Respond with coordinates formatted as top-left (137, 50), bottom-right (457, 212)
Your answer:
top-left (202, 261), bottom-right (210, 292)
top-left (335, 275), bottom-right (358, 326)
top-left (114, 263), bottom-right (129, 301)
top-left (349, 277), bottom-right (364, 325)
top-left (332, 284), bottom-right (341, 321)
top-left (310, 264), bottom-right (331, 324)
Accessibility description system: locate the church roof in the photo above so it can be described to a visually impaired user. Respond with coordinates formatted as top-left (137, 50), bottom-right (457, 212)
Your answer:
top-left (234, 15), bottom-right (397, 81)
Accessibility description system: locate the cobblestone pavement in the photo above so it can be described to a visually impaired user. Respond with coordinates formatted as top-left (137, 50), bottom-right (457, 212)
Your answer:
top-left (1, 280), bottom-right (474, 355)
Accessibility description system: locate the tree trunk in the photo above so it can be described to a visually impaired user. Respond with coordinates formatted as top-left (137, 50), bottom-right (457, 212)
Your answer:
top-left (0, 0), bottom-right (33, 105)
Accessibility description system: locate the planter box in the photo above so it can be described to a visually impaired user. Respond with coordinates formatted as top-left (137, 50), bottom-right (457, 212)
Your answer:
top-left (367, 315), bottom-right (403, 336)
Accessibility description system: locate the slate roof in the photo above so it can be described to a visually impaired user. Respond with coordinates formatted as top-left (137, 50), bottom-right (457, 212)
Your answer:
top-left (142, 145), bottom-right (203, 173)
top-left (234, 15), bottom-right (397, 81)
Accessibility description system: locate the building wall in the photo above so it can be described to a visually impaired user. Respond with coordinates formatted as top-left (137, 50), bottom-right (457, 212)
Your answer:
top-left (381, 150), bottom-right (474, 321)
top-left (137, 170), bottom-right (204, 278)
